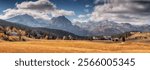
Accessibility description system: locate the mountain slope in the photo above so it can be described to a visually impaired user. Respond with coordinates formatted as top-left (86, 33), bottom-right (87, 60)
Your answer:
top-left (48, 16), bottom-right (89, 36)
top-left (79, 20), bottom-right (150, 36)
top-left (0, 19), bottom-right (79, 41)
top-left (7, 14), bottom-right (49, 27)
top-left (7, 15), bottom-right (89, 36)
top-left (127, 32), bottom-right (150, 40)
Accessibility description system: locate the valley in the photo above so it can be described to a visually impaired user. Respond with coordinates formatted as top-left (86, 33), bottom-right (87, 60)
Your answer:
top-left (0, 40), bottom-right (150, 53)
top-left (0, 16), bottom-right (150, 53)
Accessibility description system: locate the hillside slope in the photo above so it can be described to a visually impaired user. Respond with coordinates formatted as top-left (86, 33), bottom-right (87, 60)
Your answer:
top-left (127, 32), bottom-right (150, 40)
top-left (0, 19), bottom-right (79, 41)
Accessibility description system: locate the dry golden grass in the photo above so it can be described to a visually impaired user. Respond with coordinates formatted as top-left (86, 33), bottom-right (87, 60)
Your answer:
top-left (0, 40), bottom-right (150, 53)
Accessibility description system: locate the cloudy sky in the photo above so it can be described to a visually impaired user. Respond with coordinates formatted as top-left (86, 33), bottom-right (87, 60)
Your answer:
top-left (0, 0), bottom-right (150, 25)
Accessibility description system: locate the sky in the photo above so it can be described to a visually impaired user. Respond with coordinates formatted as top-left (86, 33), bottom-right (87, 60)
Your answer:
top-left (0, 0), bottom-right (95, 20)
top-left (0, 0), bottom-right (150, 25)
top-left (0, 0), bottom-right (94, 14)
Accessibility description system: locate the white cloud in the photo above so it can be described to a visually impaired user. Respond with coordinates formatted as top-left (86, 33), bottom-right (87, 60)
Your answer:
top-left (0, 8), bottom-right (50, 20)
top-left (78, 15), bottom-right (86, 18)
top-left (0, 0), bottom-right (75, 20)
top-left (73, 14), bottom-right (91, 23)
top-left (16, 0), bottom-right (56, 11)
top-left (90, 0), bottom-right (150, 25)
top-left (51, 9), bottom-right (75, 17)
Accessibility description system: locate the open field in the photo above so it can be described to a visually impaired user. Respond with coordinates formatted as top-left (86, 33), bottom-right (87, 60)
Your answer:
top-left (0, 40), bottom-right (150, 53)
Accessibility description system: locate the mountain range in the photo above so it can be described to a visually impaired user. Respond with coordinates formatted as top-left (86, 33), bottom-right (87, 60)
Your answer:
top-left (0, 19), bottom-right (79, 40)
top-left (77, 20), bottom-right (150, 36)
top-left (7, 14), bottom-right (89, 36)
top-left (5, 14), bottom-right (150, 36)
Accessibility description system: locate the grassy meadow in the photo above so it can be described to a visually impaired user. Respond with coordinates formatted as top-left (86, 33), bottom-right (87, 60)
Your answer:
top-left (0, 40), bottom-right (150, 53)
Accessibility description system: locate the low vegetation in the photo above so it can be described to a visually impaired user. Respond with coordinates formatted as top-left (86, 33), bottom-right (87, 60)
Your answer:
top-left (0, 40), bottom-right (150, 53)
